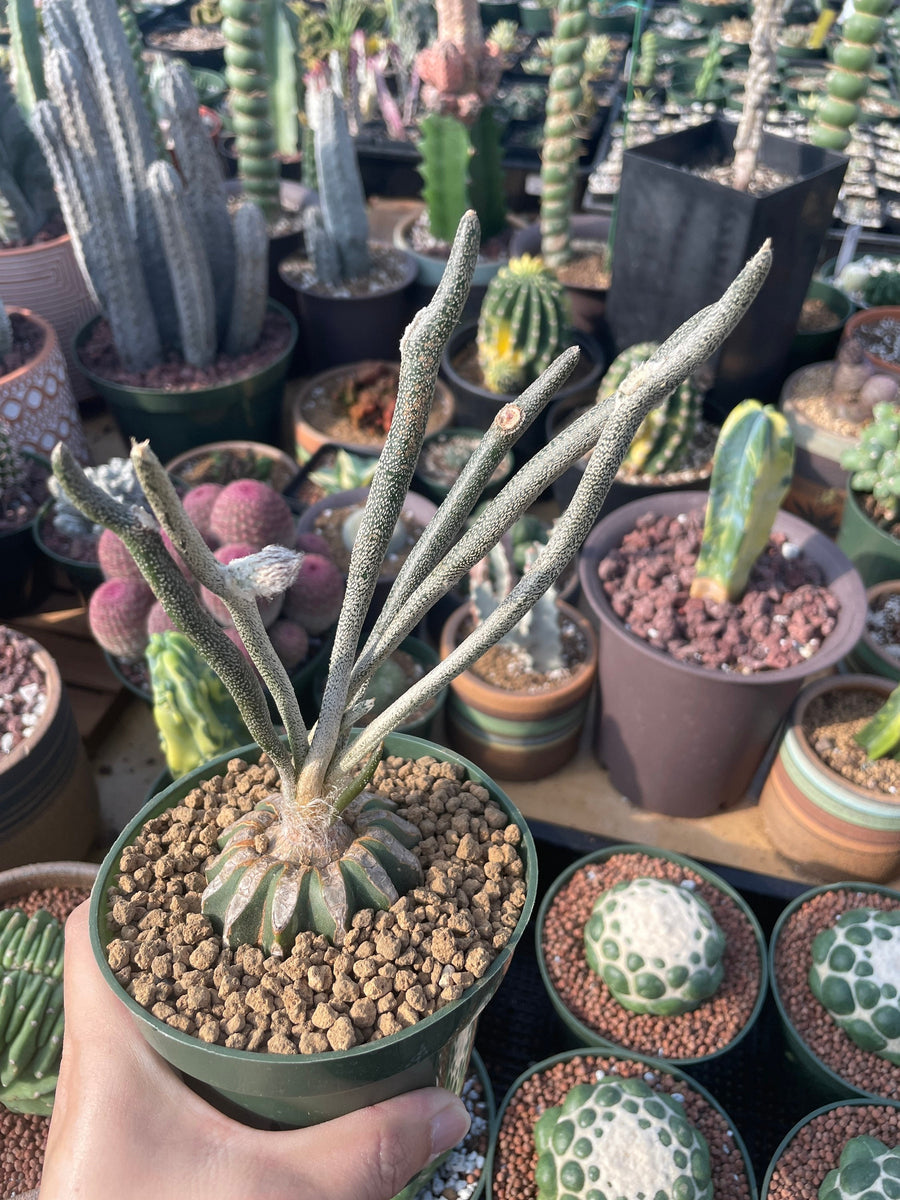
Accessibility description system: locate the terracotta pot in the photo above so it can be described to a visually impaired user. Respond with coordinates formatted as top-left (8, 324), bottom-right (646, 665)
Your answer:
top-left (759, 673), bottom-right (900, 883)
top-left (841, 305), bottom-right (900, 380)
top-left (779, 362), bottom-right (853, 539)
top-left (438, 599), bottom-right (597, 782)
top-left (164, 439), bottom-right (300, 493)
top-left (290, 360), bottom-right (455, 460)
top-left (0, 232), bottom-right (99, 402)
top-left (578, 491), bottom-right (867, 817)
top-left (837, 484), bottom-right (900, 588)
top-left (0, 308), bottom-right (89, 464)
top-left (844, 580), bottom-right (900, 681)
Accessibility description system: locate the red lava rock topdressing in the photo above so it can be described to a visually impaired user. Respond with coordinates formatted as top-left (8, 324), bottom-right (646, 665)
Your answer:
top-left (0, 627), bottom-right (48, 757)
top-left (765, 1104), bottom-right (900, 1200)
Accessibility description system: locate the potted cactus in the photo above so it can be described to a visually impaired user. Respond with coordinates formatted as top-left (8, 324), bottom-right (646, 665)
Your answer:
top-left (47, 213), bottom-right (771, 1151)
top-left (837, 402), bottom-right (900, 585)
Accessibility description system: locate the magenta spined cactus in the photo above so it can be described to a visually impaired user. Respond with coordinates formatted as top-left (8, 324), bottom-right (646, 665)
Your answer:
top-left (295, 530), bottom-right (332, 557)
top-left (97, 528), bottom-right (142, 581)
top-left (209, 480), bottom-right (296, 550)
top-left (283, 553), bottom-right (345, 635)
top-left (268, 618), bottom-right (310, 671)
top-left (201, 543), bottom-right (285, 628)
top-left (182, 483), bottom-right (224, 545)
top-left (88, 577), bottom-right (155, 660)
top-left (147, 600), bottom-right (178, 636)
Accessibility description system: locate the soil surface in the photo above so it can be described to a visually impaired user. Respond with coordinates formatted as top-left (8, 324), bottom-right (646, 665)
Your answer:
top-left (311, 502), bottom-right (425, 577)
top-left (280, 244), bottom-right (411, 298)
top-left (0, 455), bottom-right (49, 534)
top-left (802, 687), bottom-right (900, 794)
top-left (0, 627), bottom-right (48, 756)
top-left (783, 365), bottom-right (869, 439)
top-left (597, 507), bottom-right (840, 673)
top-left (692, 159), bottom-right (794, 197)
top-left (404, 210), bottom-right (517, 264)
top-left (0, 312), bottom-right (45, 376)
top-left (455, 610), bottom-right (589, 693)
top-left (797, 296), bottom-right (842, 333)
top-left (555, 241), bottom-right (611, 290)
top-left (766, 1104), bottom-right (900, 1200)
top-left (37, 508), bottom-right (99, 565)
top-left (855, 315), bottom-right (900, 365)
top-left (170, 447), bottom-right (296, 491)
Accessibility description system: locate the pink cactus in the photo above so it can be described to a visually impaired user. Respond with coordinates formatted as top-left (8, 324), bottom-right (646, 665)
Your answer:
top-left (283, 553), bottom-right (345, 635)
top-left (200, 543), bottom-right (285, 629)
top-left (147, 601), bottom-right (178, 636)
top-left (88, 577), bottom-right (155, 662)
top-left (209, 480), bottom-right (295, 550)
top-left (296, 530), bottom-right (332, 557)
top-left (182, 483), bottom-right (223, 545)
top-left (268, 619), bottom-right (310, 671)
top-left (97, 529), bottom-right (142, 581)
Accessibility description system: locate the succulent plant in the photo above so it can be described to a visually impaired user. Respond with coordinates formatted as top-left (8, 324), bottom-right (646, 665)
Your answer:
top-left (690, 398), bottom-right (794, 604)
top-left (147, 630), bottom-right (251, 779)
top-left (533, 1076), bottom-right (713, 1200)
top-left (863, 268), bottom-right (900, 308)
top-left (584, 877), bottom-right (727, 1016)
top-left (477, 255), bottom-right (574, 395)
top-left (308, 449), bottom-right (379, 495)
top-left (48, 456), bottom-right (144, 542)
top-left (810, 0), bottom-right (891, 152)
top-left (0, 907), bottom-right (65, 1116)
top-left (50, 213), bottom-right (772, 955)
top-left (841, 402), bottom-right (900, 522)
top-left (731, 0), bottom-right (785, 191)
top-left (468, 542), bottom-right (563, 674)
top-left (0, 418), bottom-right (24, 505)
top-left (819, 1135), bottom-right (900, 1200)
top-left (0, 66), bottom-right (57, 247)
top-left (809, 907), bottom-right (900, 1065)
top-left (97, 527), bottom-right (142, 581)
top-left (855, 683), bottom-right (900, 760)
top-left (283, 552), bottom-right (346, 635)
top-left (0, 299), bottom-right (11, 362)
top-left (88, 576), bottom-right (156, 661)
top-left (417, 105), bottom-right (506, 246)
top-left (267, 618), bottom-right (309, 671)
top-left (208, 479), bottom-right (296, 550)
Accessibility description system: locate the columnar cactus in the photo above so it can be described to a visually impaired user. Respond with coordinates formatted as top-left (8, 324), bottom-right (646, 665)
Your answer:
top-left (477, 255), bottom-right (574, 395)
top-left (809, 908), bottom-right (900, 1065)
top-left (0, 70), bottom-right (57, 246)
top-left (0, 908), bottom-right (66, 1116)
top-left (584, 877), bottom-right (727, 1016)
top-left (221, 0), bottom-right (279, 221)
top-left (50, 213), bottom-right (773, 955)
top-left (731, 0), bottom-right (784, 192)
top-left (469, 543), bottom-right (564, 673)
top-left (810, 0), bottom-right (891, 153)
top-left (841, 403), bottom-right (900, 522)
top-left (690, 399), bottom-right (794, 603)
top-left (9, 0), bottom-right (46, 117)
top-left (599, 343), bottom-right (703, 477)
top-left (0, 418), bottom-right (24, 503)
top-left (534, 1077), bottom-right (713, 1200)
top-left (819, 1136), bottom-right (900, 1200)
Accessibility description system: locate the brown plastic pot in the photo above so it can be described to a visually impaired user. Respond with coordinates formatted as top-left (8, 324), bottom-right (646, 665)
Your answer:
top-left (578, 491), bottom-right (867, 818)
top-left (438, 599), bottom-right (597, 782)
top-left (841, 305), bottom-right (900, 379)
top-left (843, 580), bottom-right (900, 681)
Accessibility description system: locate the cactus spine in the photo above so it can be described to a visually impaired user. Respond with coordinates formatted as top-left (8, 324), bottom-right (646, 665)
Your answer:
top-left (690, 399), bottom-right (794, 604)
top-left (810, 0), bottom-right (891, 152)
top-left (477, 254), bottom-right (574, 395)
top-left (221, 0), bottom-right (280, 220)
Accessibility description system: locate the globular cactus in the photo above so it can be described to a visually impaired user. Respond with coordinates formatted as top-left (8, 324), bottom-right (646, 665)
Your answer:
top-left (201, 542), bottom-right (285, 628)
top-left (583, 877), bottom-right (726, 1016)
top-left (690, 399), bottom-right (794, 604)
top-left (267, 618), bottom-right (309, 671)
top-left (0, 908), bottom-right (66, 1116)
top-left (147, 630), bottom-right (251, 779)
top-left (0, 419), bottom-right (24, 504)
top-left (809, 907), bottom-right (900, 1065)
top-left (841, 402), bottom-right (900, 522)
top-left (599, 343), bottom-right (703, 477)
top-left (810, 0), bottom-right (891, 153)
top-left (469, 542), bottom-right (563, 674)
top-left (208, 479), bottom-right (296, 549)
top-left (863, 267), bottom-right (900, 309)
top-left (97, 527), bottom-right (142, 581)
top-left (49, 456), bottom-right (146, 542)
top-left (182, 483), bottom-right (224, 545)
top-left (819, 1136), bottom-right (900, 1200)
top-left (88, 576), bottom-right (156, 661)
top-left (533, 1076), bottom-right (713, 1200)
top-left (855, 683), bottom-right (900, 760)
top-left (147, 600), bottom-right (178, 636)
top-left (477, 255), bottom-right (574, 395)
top-left (283, 552), bottom-right (345, 634)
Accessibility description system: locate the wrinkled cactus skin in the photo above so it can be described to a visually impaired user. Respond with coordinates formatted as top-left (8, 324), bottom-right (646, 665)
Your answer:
top-left (819, 1135), bottom-right (900, 1200)
top-left (584, 877), bottom-right (726, 1016)
top-left (809, 907), bottom-right (900, 1065)
top-left (534, 1076), bottom-right (713, 1200)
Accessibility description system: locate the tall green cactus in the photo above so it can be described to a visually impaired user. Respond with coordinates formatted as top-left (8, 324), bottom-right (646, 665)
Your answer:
top-left (855, 683), bottom-right (900, 760)
top-left (221, 0), bottom-right (280, 220)
top-left (418, 106), bottom-right (506, 246)
top-left (262, 0), bottom-right (302, 160)
top-left (691, 399), bottom-right (795, 603)
top-left (810, 0), bottom-right (891, 152)
top-left (8, 0), bottom-right (45, 117)
top-left (0, 70), bottom-right (57, 245)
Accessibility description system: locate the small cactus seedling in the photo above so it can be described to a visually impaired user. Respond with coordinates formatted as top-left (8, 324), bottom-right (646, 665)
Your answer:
top-left (819, 1135), bottom-right (900, 1200)
top-left (533, 1076), bottom-right (713, 1200)
top-left (855, 684), bottom-right (900, 760)
top-left (308, 449), bottom-right (379, 495)
top-left (690, 398), bottom-right (794, 603)
top-left (584, 877), bottom-right (727, 1016)
top-left (842, 402), bottom-right (900, 522)
top-left (0, 908), bottom-right (66, 1116)
top-left (147, 630), bottom-right (251, 780)
top-left (809, 907), bottom-right (900, 1065)
top-left (862, 267), bottom-right (900, 309)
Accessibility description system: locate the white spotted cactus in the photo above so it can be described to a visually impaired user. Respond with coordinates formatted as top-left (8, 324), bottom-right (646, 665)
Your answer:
top-left (819, 1136), bottom-right (900, 1200)
top-left (809, 908), bottom-right (900, 1065)
top-left (584, 878), bottom-right (727, 1016)
top-left (534, 1076), bottom-right (713, 1200)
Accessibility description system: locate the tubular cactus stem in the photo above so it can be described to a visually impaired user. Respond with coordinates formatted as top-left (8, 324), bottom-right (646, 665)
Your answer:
top-left (222, 0), bottom-right (281, 220)
top-left (9, 0), bottom-right (46, 117)
top-left (810, 0), bottom-right (891, 152)
top-left (731, 0), bottom-right (783, 191)
top-left (539, 0), bottom-right (589, 271)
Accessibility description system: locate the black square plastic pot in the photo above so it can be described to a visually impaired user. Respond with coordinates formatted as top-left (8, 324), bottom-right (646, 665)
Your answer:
top-left (605, 118), bottom-right (847, 422)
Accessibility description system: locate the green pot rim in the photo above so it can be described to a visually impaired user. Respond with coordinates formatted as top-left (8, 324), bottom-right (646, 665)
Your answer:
top-left (534, 842), bottom-right (768, 1067)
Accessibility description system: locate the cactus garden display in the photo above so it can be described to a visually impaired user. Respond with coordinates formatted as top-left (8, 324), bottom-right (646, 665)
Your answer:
top-left (819, 1135), bottom-right (900, 1200)
top-left (583, 877), bottom-right (727, 1016)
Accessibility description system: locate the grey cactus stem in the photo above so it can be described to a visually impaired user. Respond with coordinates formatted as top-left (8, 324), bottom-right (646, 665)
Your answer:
top-left (731, 0), bottom-right (783, 192)
top-left (225, 199), bottom-right (268, 356)
top-left (540, 0), bottom-right (589, 270)
top-left (9, 0), bottom-right (46, 117)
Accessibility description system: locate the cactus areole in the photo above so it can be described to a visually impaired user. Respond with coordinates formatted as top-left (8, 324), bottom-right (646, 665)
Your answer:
top-left (51, 214), bottom-right (773, 959)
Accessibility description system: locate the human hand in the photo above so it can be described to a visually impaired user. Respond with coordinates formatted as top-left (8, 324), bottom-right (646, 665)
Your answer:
top-left (40, 902), bottom-right (470, 1200)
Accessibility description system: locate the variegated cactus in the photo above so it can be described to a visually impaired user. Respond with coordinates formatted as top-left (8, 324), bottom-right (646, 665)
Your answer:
top-left (51, 213), bottom-right (773, 956)
top-left (819, 1136), bottom-right (900, 1200)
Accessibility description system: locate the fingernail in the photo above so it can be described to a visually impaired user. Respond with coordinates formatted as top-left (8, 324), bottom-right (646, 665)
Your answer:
top-left (429, 1093), bottom-right (471, 1162)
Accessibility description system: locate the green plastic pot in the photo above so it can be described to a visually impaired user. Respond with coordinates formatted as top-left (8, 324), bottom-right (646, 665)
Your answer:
top-left (681, 0), bottom-right (747, 21)
top-left (73, 300), bottom-right (298, 463)
top-left (788, 279), bottom-right (855, 371)
top-left (535, 843), bottom-right (768, 1067)
top-left (89, 733), bottom-right (537, 1130)
top-left (837, 485), bottom-right (900, 587)
top-left (767, 881), bottom-right (900, 1105)
top-left (843, 581), bottom-right (900, 681)
top-left (485, 1046), bottom-right (758, 1200)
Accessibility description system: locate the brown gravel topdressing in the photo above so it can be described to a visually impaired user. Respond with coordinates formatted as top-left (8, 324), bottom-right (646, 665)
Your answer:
top-left (803, 687), bottom-right (900, 793)
top-left (491, 1054), bottom-right (754, 1200)
top-left (101, 753), bottom-right (528, 1055)
top-left (773, 887), bottom-right (900, 1099)
top-left (541, 853), bottom-right (762, 1060)
top-left (765, 1104), bottom-right (900, 1200)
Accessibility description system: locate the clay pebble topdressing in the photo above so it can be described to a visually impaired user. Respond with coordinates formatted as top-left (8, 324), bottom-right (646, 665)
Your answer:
top-left (0, 628), bottom-right (48, 757)
top-left (766, 1105), bottom-right (900, 1200)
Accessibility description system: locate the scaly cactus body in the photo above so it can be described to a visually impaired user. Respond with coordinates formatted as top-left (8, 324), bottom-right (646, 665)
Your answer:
top-left (584, 877), bottom-right (726, 1016)
top-left (477, 255), bottom-right (573, 395)
top-left (819, 1136), bottom-right (900, 1200)
top-left (534, 1077), bottom-right (713, 1200)
top-left (221, 0), bottom-right (280, 220)
top-left (809, 907), bottom-right (900, 1065)
top-left (690, 399), bottom-right (794, 604)
top-left (841, 402), bottom-right (900, 522)
top-left (810, 0), bottom-right (891, 153)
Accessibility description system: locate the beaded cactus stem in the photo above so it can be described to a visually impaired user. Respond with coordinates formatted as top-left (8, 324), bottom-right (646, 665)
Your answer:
top-left (534, 1077), bottom-right (713, 1200)
top-left (584, 877), bottom-right (726, 1016)
top-left (809, 907), bottom-right (900, 1065)
top-left (819, 1136), bottom-right (900, 1200)
top-left (842, 402), bottom-right (900, 522)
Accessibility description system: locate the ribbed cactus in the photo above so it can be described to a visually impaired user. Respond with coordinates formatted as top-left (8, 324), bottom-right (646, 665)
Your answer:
top-left (0, 418), bottom-right (23, 504)
top-left (477, 255), bottom-right (574, 395)
top-left (8, 0), bottom-right (46, 117)
top-left (634, 29), bottom-right (658, 90)
top-left (147, 630), bottom-right (251, 780)
top-left (584, 877), bottom-right (727, 1016)
top-left (534, 1077), bottom-right (713, 1200)
top-left (539, 0), bottom-right (589, 271)
top-left (690, 399), bottom-right (795, 604)
top-left (810, 0), bottom-right (890, 153)
top-left (469, 542), bottom-right (564, 673)
top-left (820, 1137), bottom-right (900, 1200)
top-left (599, 343), bottom-right (703, 476)
top-left (0, 70), bottom-right (57, 245)
top-left (0, 908), bottom-right (65, 1116)
top-left (863, 269), bottom-right (900, 309)
top-left (50, 214), bottom-right (773, 954)
top-left (263, 0), bottom-right (302, 160)
top-left (841, 403), bottom-right (900, 522)
top-left (809, 908), bottom-right (900, 1065)
top-left (418, 113), bottom-right (472, 245)
top-left (221, 0), bottom-right (280, 220)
